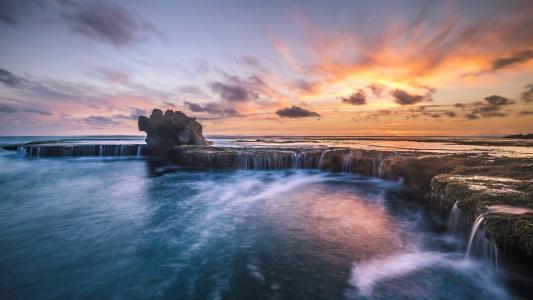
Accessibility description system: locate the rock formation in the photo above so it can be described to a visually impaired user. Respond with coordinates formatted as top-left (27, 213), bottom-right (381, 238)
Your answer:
top-left (138, 109), bottom-right (208, 153)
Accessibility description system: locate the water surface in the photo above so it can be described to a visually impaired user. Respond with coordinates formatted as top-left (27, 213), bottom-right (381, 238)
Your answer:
top-left (0, 151), bottom-right (523, 299)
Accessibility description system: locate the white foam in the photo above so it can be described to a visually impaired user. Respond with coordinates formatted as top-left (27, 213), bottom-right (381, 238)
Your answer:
top-left (349, 251), bottom-right (464, 296)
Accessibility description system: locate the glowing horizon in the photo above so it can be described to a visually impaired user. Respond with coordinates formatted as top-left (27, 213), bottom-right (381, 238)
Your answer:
top-left (0, 0), bottom-right (532, 136)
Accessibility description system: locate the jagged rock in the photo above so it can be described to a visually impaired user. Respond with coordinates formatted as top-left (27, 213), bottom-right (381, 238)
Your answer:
top-left (138, 109), bottom-right (208, 153)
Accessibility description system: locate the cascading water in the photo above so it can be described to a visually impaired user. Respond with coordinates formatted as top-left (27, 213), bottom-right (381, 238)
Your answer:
top-left (19, 144), bottom-right (145, 158)
top-left (371, 158), bottom-right (378, 177)
top-left (465, 215), bottom-right (499, 268)
top-left (448, 201), bottom-right (462, 236)
top-left (291, 152), bottom-right (299, 168)
top-left (342, 152), bottom-right (353, 172)
top-left (377, 159), bottom-right (384, 178)
top-left (318, 150), bottom-right (328, 169)
top-left (16, 146), bottom-right (26, 157)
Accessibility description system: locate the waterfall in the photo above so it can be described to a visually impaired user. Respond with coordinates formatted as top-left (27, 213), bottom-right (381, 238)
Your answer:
top-left (465, 215), bottom-right (499, 268)
top-left (377, 159), bottom-right (384, 178)
top-left (207, 152), bottom-right (213, 168)
top-left (292, 152), bottom-right (299, 168)
top-left (447, 201), bottom-right (462, 236)
top-left (318, 150), bottom-right (328, 169)
top-left (342, 152), bottom-right (353, 172)
top-left (465, 215), bottom-right (485, 257)
top-left (16, 146), bottom-right (26, 157)
top-left (293, 152), bottom-right (307, 169)
top-left (236, 152), bottom-right (249, 169)
top-left (17, 144), bottom-right (147, 158)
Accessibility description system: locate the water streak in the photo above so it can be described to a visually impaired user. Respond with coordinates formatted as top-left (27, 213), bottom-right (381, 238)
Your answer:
top-left (465, 215), bottom-right (499, 268)
top-left (448, 201), bottom-right (462, 236)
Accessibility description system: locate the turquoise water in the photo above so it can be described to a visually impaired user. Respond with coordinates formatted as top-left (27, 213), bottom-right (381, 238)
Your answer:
top-left (0, 137), bottom-right (531, 299)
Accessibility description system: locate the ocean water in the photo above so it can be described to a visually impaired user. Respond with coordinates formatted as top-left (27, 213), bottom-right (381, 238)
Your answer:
top-left (0, 136), bottom-right (531, 299)
top-left (2, 135), bottom-right (532, 157)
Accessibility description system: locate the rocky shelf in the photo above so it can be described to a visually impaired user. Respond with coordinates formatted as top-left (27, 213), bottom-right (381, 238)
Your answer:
top-left (3, 141), bottom-right (532, 258)
top-left (3, 142), bottom-right (145, 157)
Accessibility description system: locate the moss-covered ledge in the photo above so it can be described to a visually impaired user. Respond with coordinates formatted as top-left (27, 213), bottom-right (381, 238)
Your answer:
top-left (484, 206), bottom-right (533, 256)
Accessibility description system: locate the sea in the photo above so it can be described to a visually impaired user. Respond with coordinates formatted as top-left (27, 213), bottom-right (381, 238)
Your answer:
top-left (0, 135), bottom-right (532, 299)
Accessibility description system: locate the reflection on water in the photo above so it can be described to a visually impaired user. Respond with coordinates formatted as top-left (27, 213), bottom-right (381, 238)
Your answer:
top-left (0, 153), bottom-right (526, 299)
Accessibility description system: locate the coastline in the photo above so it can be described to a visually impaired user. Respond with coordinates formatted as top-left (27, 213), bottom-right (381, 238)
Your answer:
top-left (3, 137), bottom-right (532, 260)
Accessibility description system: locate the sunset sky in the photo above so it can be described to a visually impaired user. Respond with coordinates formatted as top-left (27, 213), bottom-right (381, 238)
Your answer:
top-left (0, 0), bottom-right (532, 136)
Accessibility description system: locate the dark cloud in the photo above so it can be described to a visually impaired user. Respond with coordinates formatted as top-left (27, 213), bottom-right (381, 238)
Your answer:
top-left (210, 74), bottom-right (266, 102)
top-left (0, 68), bottom-right (168, 112)
top-left (184, 101), bottom-right (240, 116)
top-left (519, 110), bottom-right (533, 116)
top-left (0, 103), bottom-right (17, 113)
top-left (444, 111), bottom-right (457, 117)
top-left (490, 50), bottom-right (533, 70)
top-left (0, 67), bottom-right (101, 104)
top-left (276, 105), bottom-right (320, 118)
top-left (0, 0), bottom-right (17, 25)
top-left (341, 89), bottom-right (367, 105)
top-left (389, 89), bottom-right (428, 105)
top-left (484, 95), bottom-right (514, 106)
top-left (0, 68), bottom-right (25, 87)
top-left (465, 113), bottom-right (480, 120)
top-left (458, 94), bottom-right (515, 120)
top-left (23, 108), bottom-right (52, 115)
top-left (0, 0), bottom-right (42, 26)
top-left (59, 0), bottom-right (162, 48)
top-left (367, 83), bottom-right (385, 97)
top-left (521, 83), bottom-right (533, 102)
top-left (210, 81), bottom-right (255, 102)
top-left (210, 72), bottom-right (281, 105)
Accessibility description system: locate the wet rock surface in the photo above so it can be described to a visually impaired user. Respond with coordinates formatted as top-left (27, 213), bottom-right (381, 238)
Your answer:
top-left (138, 109), bottom-right (208, 153)
top-left (429, 159), bottom-right (533, 256)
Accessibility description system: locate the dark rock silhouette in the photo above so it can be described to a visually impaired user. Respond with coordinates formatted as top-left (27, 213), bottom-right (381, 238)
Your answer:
top-left (138, 109), bottom-right (208, 153)
top-left (504, 133), bottom-right (533, 139)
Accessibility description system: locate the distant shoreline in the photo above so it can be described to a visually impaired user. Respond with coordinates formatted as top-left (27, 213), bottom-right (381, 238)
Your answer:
top-left (504, 134), bottom-right (533, 139)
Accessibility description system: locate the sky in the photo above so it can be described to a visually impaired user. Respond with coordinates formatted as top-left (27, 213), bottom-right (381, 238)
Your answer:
top-left (0, 0), bottom-right (532, 136)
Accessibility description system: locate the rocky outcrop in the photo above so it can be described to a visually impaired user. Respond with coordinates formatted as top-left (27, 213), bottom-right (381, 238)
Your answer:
top-left (430, 160), bottom-right (533, 256)
top-left (138, 109), bottom-right (208, 153)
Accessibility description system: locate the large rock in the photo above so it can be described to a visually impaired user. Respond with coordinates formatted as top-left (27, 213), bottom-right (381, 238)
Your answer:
top-left (138, 109), bottom-right (208, 153)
